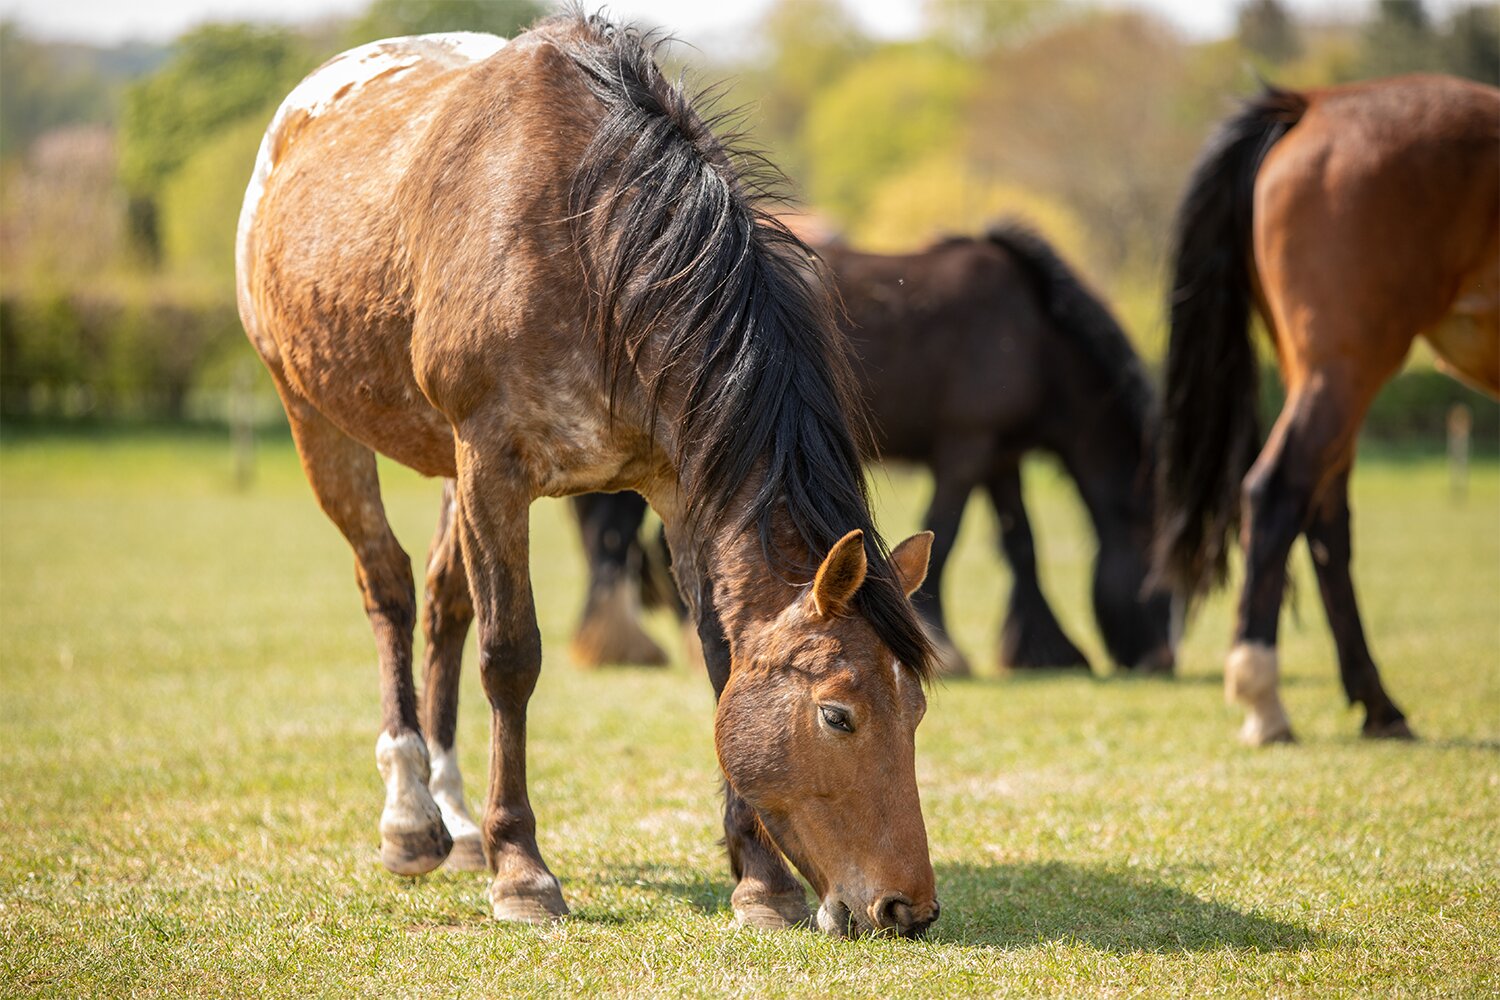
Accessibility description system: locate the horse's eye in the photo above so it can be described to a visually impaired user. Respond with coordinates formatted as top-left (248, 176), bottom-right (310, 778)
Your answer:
top-left (820, 705), bottom-right (853, 733)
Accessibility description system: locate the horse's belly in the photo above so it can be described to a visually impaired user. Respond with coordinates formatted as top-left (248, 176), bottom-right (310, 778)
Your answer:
top-left (1425, 314), bottom-right (1498, 398)
top-left (1424, 251), bottom-right (1500, 398)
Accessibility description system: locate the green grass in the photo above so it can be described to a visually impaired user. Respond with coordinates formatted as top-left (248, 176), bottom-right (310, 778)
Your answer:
top-left (2, 429), bottom-right (1497, 996)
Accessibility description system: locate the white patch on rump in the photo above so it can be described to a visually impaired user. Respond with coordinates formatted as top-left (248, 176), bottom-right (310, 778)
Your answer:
top-left (235, 32), bottom-right (509, 290)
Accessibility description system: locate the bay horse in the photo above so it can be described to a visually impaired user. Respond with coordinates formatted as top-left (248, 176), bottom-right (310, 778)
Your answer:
top-left (570, 225), bottom-right (1177, 678)
top-left (1156, 74), bottom-right (1498, 745)
top-left (236, 13), bottom-right (941, 937)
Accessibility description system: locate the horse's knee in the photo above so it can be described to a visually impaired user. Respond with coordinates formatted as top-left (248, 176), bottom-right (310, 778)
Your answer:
top-left (356, 543), bottom-right (417, 631)
top-left (479, 628), bottom-right (543, 704)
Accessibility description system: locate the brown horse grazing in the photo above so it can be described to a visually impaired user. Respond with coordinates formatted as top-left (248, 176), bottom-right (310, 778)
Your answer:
top-left (1156, 74), bottom-right (1499, 746)
top-left (571, 225), bottom-right (1176, 677)
top-left (236, 13), bottom-right (941, 937)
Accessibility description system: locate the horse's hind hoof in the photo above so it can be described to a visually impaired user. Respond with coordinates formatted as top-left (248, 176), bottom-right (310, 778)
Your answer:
top-left (1239, 720), bottom-right (1296, 746)
top-left (921, 625), bottom-right (973, 678)
top-left (1364, 717), bottom-right (1416, 740)
top-left (732, 884), bottom-right (810, 930)
top-left (1000, 614), bottom-right (1090, 672)
top-left (490, 874), bottom-right (569, 924)
top-left (444, 831), bottom-right (488, 872)
top-left (381, 824), bottom-right (454, 876)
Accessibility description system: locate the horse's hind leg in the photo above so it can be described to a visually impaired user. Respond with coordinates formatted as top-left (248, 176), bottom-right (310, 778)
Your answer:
top-left (284, 402), bottom-right (451, 873)
top-left (985, 460), bottom-right (1090, 671)
top-left (1230, 375), bottom-right (1374, 745)
top-left (913, 439), bottom-right (995, 677)
top-left (568, 493), bottom-right (668, 667)
top-left (419, 479), bottom-right (487, 870)
top-left (452, 443), bottom-right (567, 922)
top-left (1304, 470), bottom-right (1412, 739)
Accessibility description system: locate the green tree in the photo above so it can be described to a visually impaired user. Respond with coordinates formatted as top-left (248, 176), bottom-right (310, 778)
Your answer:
top-left (159, 116), bottom-right (267, 288)
top-left (1237, 0), bottom-right (1302, 65)
top-left (343, 0), bottom-right (546, 47)
top-left (923, 0), bottom-right (1062, 54)
top-left (967, 10), bottom-right (1222, 273)
top-left (118, 23), bottom-right (310, 259)
top-left (716, 0), bottom-right (869, 181)
top-left (1360, 0), bottom-right (1442, 77)
top-left (1442, 4), bottom-right (1500, 84)
top-left (799, 43), bottom-right (975, 224)
top-left (0, 22), bottom-right (112, 158)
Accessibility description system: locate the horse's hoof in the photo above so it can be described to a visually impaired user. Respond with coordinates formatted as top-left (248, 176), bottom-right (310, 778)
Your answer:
top-left (377, 731), bottom-right (452, 876)
top-left (490, 874), bottom-right (569, 923)
top-left (1238, 715), bottom-right (1296, 747)
top-left (1130, 645), bottom-right (1177, 676)
top-left (732, 885), bottom-right (810, 930)
top-left (1000, 618), bottom-right (1090, 671)
top-left (570, 578), bottom-right (669, 667)
top-left (381, 824), bottom-right (453, 876)
top-left (1363, 717), bottom-right (1416, 740)
top-left (444, 831), bottom-right (489, 872)
top-left (921, 625), bottom-right (972, 678)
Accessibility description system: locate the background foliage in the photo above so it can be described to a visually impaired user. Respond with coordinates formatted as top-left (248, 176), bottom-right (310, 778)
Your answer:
top-left (0, 0), bottom-right (1496, 436)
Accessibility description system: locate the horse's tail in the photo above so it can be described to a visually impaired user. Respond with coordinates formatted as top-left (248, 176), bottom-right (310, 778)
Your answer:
top-left (983, 221), bottom-right (1154, 437)
top-left (1155, 85), bottom-right (1308, 602)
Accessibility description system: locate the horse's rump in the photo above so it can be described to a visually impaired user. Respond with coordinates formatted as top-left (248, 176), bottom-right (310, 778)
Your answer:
top-left (238, 26), bottom-right (626, 482)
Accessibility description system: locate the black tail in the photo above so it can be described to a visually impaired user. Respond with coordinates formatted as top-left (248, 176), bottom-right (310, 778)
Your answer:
top-left (985, 220), bottom-right (1154, 438)
top-left (1154, 86), bottom-right (1307, 603)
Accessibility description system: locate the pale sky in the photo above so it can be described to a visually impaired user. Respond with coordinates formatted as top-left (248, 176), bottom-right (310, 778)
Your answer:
top-left (0, 0), bottom-right (1414, 49)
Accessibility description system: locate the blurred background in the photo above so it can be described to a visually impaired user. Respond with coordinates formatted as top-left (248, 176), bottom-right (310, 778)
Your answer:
top-left (0, 0), bottom-right (1495, 441)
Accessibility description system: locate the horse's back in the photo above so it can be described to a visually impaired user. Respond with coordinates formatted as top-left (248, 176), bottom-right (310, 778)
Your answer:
top-left (828, 241), bottom-right (1049, 458)
top-left (1254, 74), bottom-right (1499, 389)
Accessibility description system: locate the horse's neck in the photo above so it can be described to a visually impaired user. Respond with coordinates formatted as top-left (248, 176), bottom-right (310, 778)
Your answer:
top-left (659, 490), bottom-right (803, 681)
top-left (1049, 401), bottom-right (1150, 536)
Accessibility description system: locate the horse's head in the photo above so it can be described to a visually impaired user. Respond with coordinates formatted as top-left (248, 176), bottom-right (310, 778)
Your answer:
top-left (1089, 437), bottom-right (1177, 674)
top-left (714, 529), bottom-right (938, 939)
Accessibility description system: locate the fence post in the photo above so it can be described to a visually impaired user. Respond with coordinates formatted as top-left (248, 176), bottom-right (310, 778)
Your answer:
top-left (1447, 402), bottom-right (1470, 505)
top-left (232, 361), bottom-right (256, 492)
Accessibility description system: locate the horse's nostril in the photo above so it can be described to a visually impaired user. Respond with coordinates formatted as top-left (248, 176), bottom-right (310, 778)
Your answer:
top-left (871, 893), bottom-right (909, 933)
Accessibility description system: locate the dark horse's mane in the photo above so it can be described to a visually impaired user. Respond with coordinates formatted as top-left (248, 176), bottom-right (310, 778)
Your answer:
top-left (557, 12), bottom-right (933, 678)
top-left (982, 221), bottom-right (1155, 440)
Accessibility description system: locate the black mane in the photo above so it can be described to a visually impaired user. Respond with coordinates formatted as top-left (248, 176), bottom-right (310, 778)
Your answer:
top-left (557, 12), bottom-right (933, 679)
top-left (983, 221), bottom-right (1155, 441)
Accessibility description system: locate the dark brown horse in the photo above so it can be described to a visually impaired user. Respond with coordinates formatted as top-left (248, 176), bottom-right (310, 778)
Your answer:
top-left (237, 14), bottom-right (940, 937)
top-left (572, 225), bottom-right (1176, 677)
top-left (1156, 74), bottom-right (1498, 745)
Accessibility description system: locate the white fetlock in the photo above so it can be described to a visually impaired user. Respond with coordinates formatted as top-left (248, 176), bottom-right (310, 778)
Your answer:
top-left (1225, 643), bottom-right (1294, 745)
top-left (427, 743), bottom-right (487, 871)
top-left (375, 731), bottom-right (451, 875)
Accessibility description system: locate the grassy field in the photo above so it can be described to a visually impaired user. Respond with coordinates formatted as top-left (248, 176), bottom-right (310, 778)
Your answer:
top-left (2, 429), bottom-right (1497, 996)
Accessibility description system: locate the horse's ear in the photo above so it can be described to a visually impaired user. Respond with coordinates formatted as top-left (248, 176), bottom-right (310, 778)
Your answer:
top-left (811, 529), bottom-right (867, 618)
top-left (889, 531), bottom-right (933, 598)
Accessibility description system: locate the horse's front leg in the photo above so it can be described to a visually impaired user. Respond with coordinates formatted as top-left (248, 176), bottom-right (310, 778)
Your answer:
top-left (692, 600), bottom-right (808, 928)
top-left (419, 478), bottom-right (486, 870)
top-left (723, 782), bottom-right (810, 929)
top-left (454, 448), bottom-right (568, 922)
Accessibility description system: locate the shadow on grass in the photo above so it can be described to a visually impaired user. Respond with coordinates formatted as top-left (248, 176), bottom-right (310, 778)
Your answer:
top-left (594, 865), bottom-right (732, 917)
top-left (932, 861), bottom-right (1318, 952)
top-left (598, 860), bottom-right (1318, 953)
